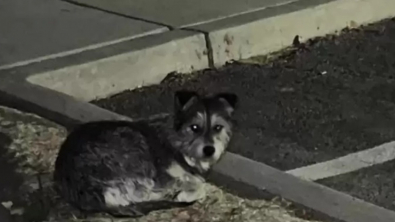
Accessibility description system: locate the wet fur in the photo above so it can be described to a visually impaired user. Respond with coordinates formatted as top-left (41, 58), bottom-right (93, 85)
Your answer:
top-left (53, 91), bottom-right (237, 217)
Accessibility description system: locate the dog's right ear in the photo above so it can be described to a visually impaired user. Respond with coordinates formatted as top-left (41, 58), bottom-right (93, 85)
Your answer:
top-left (174, 90), bottom-right (199, 112)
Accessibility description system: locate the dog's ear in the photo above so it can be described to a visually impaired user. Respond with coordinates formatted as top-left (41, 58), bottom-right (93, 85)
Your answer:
top-left (216, 93), bottom-right (238, 114)
top-left (174, 90), bottom-right (199, 111)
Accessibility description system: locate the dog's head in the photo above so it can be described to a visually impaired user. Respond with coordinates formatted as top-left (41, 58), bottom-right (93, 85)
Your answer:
top-left (172, 90), bottom-right (238, 172)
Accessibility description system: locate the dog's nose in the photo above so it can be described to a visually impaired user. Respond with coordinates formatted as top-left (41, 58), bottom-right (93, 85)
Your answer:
top-left (203, 146), bottom-right (215, 157)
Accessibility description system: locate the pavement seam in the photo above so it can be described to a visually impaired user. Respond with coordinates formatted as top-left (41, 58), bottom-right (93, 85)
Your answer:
top-left (203, 32), bottom-right (215, 68)
top-left (183, 27), bottom-right (215, 68)
top-left (62, 0), bottom-right (175, 30)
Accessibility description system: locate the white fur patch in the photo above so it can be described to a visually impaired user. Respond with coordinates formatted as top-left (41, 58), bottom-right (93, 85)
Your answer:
top-left (103, 178), bottom-right (163, 207)
top-left (167, 162), bottom-right (204, 182)
top-left (166, 162), bottom-right (188, 179)
top-left (175, 186), bottom-right (206, 202)
top-left (184, 156), bottom-right (197, 167)
top-left (213, 135), bottom-right (226, 161)
top-left (199, 161), bottom-right (210, 171)
top-left (197, 112), bottom-right (205, 120)
top-left (210, 114), bottom-right (231, 162)
top-left (166, 161), bottom-right (205, 200)
top-left (104, 187), bottom-right (130, 207)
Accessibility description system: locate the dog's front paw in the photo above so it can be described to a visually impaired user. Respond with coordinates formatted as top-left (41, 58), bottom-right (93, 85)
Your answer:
top-left (107, 207), bottom-right (146, 218)
top-left (175, 187), bottom-right (206, 203)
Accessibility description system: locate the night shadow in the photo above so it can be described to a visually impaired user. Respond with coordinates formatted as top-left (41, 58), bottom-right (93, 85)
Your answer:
top-left (0, 132), bottom-right (23, 202)
top-left (0, 132), bottom-right (51, 222)
top-left (0, 132), bottom-right (21, 221)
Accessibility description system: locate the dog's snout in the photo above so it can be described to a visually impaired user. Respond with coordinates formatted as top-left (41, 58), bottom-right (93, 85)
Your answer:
top-left (203, 146), bottom-right (215, 157)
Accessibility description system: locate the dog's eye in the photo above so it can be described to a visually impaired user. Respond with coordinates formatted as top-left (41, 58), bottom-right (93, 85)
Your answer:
top-left (190, 124), bottom-right (200, 132)
top-left (213, 125), bottom-right (223, 132)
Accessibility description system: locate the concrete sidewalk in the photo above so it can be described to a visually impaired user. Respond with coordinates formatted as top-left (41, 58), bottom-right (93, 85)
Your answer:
top-left (0, 0), bottom-right (299, 70)
top-left (2, 0), bottom-right (395, 102)
top-left (64, 0), bottom-right (293, 28)
top-left (0, 0), bottom-right (167, 69)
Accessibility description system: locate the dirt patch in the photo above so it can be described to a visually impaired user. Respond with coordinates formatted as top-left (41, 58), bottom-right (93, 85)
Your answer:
top-left (44, 183), bottom-right (322, 222)
top-left (0, 106), bottom-right (67, 175)
top-left (0, 106), bottom-right (67, 221)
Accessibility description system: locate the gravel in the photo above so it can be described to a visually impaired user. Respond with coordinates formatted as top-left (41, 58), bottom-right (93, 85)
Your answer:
top-left (0, 106), bottom-right (67, 175)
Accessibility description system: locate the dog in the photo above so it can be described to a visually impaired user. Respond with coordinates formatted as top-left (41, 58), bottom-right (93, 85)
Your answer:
top-left (53, 90), bottom-right (238, 217)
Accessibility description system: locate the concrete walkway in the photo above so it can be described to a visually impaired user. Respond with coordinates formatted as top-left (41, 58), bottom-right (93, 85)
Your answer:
top-left (65, 0), bottom-right (293, 28)
top-left (1, 0), bottom-right (292, 70)
top-left (2, 0), bottom-right (395, 102)
top-left (0, 0), bottom-right (166, 69)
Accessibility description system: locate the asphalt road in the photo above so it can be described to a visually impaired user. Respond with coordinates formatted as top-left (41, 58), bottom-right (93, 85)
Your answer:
top-left (95, 18), bottom-right (395, 171)
top-left (319, 159), bottom-right (395, 211)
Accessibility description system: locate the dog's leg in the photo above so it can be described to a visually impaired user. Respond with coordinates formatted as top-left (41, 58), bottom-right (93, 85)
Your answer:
top-left (136, 201), bottom-right (193, 212)
top-left (107, 201), bottom-right (193, 217)
top-left (106, 206), bottom-right (146, 218)
top-left (175, 183), bottom-right (206, 203)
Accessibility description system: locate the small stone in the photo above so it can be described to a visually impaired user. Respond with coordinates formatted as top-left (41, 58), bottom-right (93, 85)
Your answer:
top-left (10, 207), bottom-right (24, 215)
top-left (1, 201), bottom-right (13, 209)
top-left (278, 87), bottom-right (295, 92)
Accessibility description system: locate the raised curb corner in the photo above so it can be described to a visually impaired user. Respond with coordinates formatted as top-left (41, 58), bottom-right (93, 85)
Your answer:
top-left (24, 30), bottom-right (209, 102)
top-left (191, 0), bottom-right (395, 66)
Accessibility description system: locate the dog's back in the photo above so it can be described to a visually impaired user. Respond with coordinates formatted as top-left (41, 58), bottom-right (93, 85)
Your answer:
top-left (54, 120), bottom-right (171, 212)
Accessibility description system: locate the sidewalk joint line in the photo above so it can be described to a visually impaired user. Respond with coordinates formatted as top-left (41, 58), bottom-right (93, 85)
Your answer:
top-left (62, 0), bottom-right (175, 30)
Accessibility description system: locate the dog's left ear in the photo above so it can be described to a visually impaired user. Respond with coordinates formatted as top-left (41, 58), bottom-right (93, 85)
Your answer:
top-left (216, 93), bottom-right (238, 114)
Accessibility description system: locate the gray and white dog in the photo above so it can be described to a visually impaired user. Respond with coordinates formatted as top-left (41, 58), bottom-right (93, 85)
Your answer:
top-left (53, 90), bottom-right (238, 217)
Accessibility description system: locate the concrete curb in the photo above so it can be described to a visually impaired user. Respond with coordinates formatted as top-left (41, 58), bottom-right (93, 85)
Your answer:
top-left (0, 80), bottom-right (129, 130)
top-left (191, 0), bottom-right (395, 66)
top-left (213, 153), bottom-right (395, 222)
top-left (23, 30), bottom-right (208, 102)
